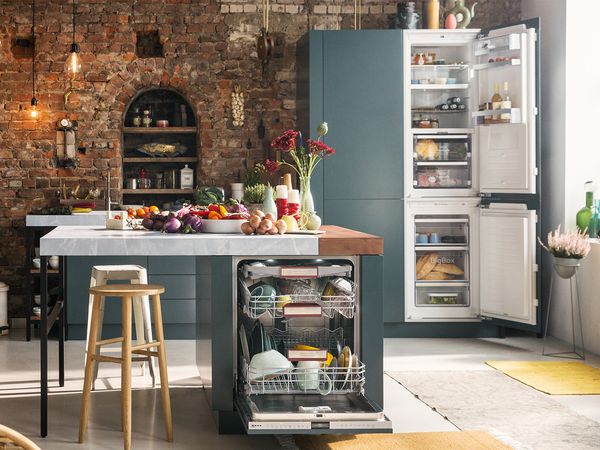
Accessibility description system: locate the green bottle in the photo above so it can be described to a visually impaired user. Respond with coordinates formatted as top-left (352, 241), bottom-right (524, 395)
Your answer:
top-left (576, 181), bottom-right (594, 233)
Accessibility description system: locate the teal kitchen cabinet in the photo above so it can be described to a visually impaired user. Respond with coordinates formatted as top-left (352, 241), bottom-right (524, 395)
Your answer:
top-left (300, 30), bottom-right (404, 324)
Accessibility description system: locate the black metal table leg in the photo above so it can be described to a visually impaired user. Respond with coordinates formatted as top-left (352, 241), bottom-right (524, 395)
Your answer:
top-left (40, 255), bottom-right (48, 438)
top-left (25, 228), bottom-right (33, 342)
top-left (58, 304), bottom-right (65, 387)
top-left (62, 256), bottom-right (69, 341)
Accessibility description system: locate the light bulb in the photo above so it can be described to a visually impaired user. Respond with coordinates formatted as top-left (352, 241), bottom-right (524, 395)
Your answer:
top-left (65, 43), bottom-right (82, 80)
top-left (30, 98), bottom-right (38, 119)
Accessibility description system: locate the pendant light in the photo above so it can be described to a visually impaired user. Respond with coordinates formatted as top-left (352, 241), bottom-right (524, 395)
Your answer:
top-left (30, 0), bottom-right (38, 119)
top-left (65, 0), bottom-right (82, 80)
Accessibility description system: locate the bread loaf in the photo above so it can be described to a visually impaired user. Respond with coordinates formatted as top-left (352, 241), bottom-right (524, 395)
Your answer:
top-left (421, 271), bottom-right (450, 281)
top-left (432, 263), bottom-right (464, 275)
top-left (416, 253), bottom-right (438, 279)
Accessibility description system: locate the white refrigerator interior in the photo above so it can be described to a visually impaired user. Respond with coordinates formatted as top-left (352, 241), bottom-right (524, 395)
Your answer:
top-left (403, 25), bottom-right (539, 324)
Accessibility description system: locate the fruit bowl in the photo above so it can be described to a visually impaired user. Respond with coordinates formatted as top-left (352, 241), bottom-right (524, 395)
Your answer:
top-left (201, 219), bottom-right (246, 234)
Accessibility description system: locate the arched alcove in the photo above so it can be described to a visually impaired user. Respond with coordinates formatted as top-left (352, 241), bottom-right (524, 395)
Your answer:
top-left (121, 88), bottom-right (199, 209)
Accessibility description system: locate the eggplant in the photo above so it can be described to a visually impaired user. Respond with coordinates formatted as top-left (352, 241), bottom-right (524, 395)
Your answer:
top-left (141, 218), bottom-right (154, 230)
top-left (152, 220), bottom-right (164, 231)
top-left (182, 214), bottom-right (202, 232)
top-left (164, 217), bottom-right (182, 233)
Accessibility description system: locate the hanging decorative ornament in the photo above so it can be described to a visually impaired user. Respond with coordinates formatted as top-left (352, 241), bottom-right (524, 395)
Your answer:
top-left (65, 0), bottom-right (82, 81)
top-left (30, 0), bottom-right (38, 119)
top-left (231, 84), bottom-right (245, 127)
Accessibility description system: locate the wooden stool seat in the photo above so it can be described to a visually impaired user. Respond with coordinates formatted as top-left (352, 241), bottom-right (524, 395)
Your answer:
top-left (79, 284), bottom-right (173, 450)
top-left (89, 284), bottom-right (165, 296)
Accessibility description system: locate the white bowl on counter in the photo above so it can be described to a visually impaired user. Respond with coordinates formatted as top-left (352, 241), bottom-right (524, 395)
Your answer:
top-left (201, 219), bottom-right (246, 234)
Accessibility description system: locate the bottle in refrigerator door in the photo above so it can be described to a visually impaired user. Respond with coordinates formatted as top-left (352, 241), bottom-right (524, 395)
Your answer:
top-left (491, 82), bottom-right (502, 121)
top-left (500, 81), bottom-right (512, 122)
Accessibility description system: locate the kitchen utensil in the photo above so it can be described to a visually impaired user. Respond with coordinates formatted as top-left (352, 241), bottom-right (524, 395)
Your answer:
top-left (338, 346), bottom-right (353, 390)
top-left (251, 320), bottom-right (265, 357)
top-left (248, 350), bottom-right (293, 381)
top-left (201, 219), bottom-right (246, 234)
top-left (296, 360), bottom-right (333, 395)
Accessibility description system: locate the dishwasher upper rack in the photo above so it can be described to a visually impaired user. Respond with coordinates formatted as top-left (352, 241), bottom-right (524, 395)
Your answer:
top-left (241, 262), bottom-right (353, 280)
top-left (239, 279), bottom-right (356, 320)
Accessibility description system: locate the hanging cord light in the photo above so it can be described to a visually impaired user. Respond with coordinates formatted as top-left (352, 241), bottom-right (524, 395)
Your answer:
top-left (65, 0), bottom-right (82, 81)
top-left (354, 0), bottom-right (362, 30)
top-left (30, 0), bottom-right (38, 119)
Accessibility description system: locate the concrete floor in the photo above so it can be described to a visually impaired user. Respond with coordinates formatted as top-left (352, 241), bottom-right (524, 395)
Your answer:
top-left (0, 332), bottom-right (599, 449)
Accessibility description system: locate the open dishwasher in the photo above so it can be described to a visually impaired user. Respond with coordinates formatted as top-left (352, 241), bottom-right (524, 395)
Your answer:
top-left (234, 257), bottom-right (392, 434)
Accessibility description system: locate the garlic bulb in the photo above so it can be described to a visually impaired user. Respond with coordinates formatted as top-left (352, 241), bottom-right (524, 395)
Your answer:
top-left (231, 84), bottom-right (244, 127)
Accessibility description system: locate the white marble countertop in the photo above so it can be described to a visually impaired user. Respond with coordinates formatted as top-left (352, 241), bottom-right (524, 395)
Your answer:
top-left (26, 211), bottom-right (109, 227)
top-left (40, 226), bottom-right (319, 256)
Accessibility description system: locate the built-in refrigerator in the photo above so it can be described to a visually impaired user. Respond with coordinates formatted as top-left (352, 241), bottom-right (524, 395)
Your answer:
top-left (403, 22), bottom-right (541, 329)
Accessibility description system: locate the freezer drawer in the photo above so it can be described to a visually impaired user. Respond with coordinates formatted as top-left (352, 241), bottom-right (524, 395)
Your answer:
top-left (236, 393), bottom-right (391, 434)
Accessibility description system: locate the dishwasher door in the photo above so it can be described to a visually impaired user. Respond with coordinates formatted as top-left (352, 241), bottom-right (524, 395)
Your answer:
top-left (236, 393), bottom-right (391, 434)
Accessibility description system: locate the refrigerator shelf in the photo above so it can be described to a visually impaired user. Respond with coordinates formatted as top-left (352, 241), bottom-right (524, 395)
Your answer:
top-left (415, 161), bottom-right (469, 166)
top-left (415, 244), bottom-right (468, 250)
top-left (415, 281), bottom-right (470, 287)
top-left (410, 64), bottom-right (469, 70)
top-left (411, 84), bottom-right (469, 90)
top-left (242, 357), bottom-right (365, 396)
top-left (411, 128), bottom-right (475, 134)
top-left (472, 108), bottom-right (521, 123)
top-left (411, 109), bottom-right (469, 114)
top-left (473, 58), bottom-right (520, 70)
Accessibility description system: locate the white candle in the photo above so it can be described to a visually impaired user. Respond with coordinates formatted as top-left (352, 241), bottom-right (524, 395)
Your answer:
top-left (288, 189), bottom-right (300, 204)
top-left (276, 184), bottom-right (288, 199)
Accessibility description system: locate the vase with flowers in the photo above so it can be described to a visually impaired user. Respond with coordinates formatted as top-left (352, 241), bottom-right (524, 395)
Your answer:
top-left (539, 225), bottom-right (592, 278)
top-left (270, 122), bottom-right (335, 229)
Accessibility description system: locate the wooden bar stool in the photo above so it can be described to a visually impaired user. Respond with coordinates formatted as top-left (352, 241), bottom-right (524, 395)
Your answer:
top-left (79, 284), bottom-right (173, 450)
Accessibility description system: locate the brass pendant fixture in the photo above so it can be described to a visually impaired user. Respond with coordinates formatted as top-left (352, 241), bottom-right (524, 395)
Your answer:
top-left (65, 0), bottom-right (82, 81)
top-left (30, 0), bottom-right (38, 119)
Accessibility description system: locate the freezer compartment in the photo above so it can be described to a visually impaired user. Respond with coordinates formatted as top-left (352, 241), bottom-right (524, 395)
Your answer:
top-left (415, 249), bottom-right (468, 282)
top-left (415, 216), bottom-right (469, 246)
top-left (236, 393), bottom-right (391, 434)
top-left (415, 284), bottom-right (470, 307)
top-left (240, 277), bottom-right (356, 320)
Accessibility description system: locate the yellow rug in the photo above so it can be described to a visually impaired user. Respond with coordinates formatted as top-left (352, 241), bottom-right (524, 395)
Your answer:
top-left (295, 431), bottom-right (511, 450)
top-left (486, 360), bottom-right (600, 395)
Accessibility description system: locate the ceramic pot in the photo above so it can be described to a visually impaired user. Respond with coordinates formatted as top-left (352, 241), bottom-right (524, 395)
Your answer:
top-left (552, 256), bottom-right (580, 279)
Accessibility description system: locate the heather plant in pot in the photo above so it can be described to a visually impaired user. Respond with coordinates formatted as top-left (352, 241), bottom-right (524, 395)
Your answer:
top-left (270, 122), bottom-right (335, 229)
top-left (539, 225), bottom-right (592, 278)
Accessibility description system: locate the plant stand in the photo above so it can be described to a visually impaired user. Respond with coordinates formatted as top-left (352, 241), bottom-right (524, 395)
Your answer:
top-left (542, 257), bottom-right (585, 359)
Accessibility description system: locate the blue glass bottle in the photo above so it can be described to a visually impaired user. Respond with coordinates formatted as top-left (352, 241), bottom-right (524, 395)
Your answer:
top-left (588, 200), bottom-right (600, 239)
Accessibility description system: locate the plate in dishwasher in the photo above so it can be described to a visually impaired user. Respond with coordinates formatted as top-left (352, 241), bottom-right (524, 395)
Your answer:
top-left (236, 393), bottom-right (392, 434)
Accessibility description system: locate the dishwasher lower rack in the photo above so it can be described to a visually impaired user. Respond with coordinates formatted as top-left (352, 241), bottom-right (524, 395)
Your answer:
top-left (239, 280), bottom-right (356, 320)
top-left (240, 327), bottom-right (365, 396)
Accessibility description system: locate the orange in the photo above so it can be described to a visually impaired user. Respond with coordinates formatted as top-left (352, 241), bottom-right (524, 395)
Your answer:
top-left (149, 205), bottom-right (160, 214)
top-left (136, 208), bottom-right (146, 218)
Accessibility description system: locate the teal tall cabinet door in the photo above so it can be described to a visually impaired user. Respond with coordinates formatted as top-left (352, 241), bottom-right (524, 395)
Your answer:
top-left (307, 30), bottom-right (404, 323)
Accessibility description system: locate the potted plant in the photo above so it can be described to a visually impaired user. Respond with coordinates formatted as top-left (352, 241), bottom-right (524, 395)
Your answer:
top-left (539, 225), bottom-right (592, 278)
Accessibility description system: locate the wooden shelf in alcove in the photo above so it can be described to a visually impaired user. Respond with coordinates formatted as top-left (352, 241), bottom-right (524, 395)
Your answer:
top-left (122, 189), bottom-right (196, 195)
top-left (123, 157), bottom-right (198, 164)
top-left (123, 127), bottom-right (197, 134)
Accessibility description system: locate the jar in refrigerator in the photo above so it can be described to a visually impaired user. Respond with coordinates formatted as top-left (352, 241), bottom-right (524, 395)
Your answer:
top-left (438, 143), bottom-right (449, 160)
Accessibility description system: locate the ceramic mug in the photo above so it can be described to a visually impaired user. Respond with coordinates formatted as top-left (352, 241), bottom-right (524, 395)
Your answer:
top-left (296, 360), bottom-right (333, 395)
top-left (250, 284), bottom-right (277, 315)
top-left (48, 256), bottom-right (60, 270)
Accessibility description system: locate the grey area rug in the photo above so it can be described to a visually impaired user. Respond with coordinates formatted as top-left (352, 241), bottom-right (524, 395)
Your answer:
top-left (388, 370), bottom-right (600, 450)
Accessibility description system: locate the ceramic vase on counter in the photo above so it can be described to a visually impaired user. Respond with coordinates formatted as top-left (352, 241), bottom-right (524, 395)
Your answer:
top-left (262, 185), bottom-right (277, 217)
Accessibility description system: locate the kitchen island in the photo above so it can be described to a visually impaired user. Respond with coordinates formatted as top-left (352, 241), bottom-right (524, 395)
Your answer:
top-left (39, 225), bottom-right (385, 436)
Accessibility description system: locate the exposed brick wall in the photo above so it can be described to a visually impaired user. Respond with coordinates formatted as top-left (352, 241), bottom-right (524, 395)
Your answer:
top-left (0, 0), bottom-right (520, 317)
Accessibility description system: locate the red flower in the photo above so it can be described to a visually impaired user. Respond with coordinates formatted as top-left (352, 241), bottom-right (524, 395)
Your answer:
top-left (307, 139), bottom-right (335, 156)
top-left (265, 159), bottom-right (281, 175)
top-left (271, 130), bottom-right (299, 152)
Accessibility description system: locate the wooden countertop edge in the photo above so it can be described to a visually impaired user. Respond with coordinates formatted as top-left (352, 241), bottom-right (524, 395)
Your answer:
top-left (318, 225), bottom-right (384, 256)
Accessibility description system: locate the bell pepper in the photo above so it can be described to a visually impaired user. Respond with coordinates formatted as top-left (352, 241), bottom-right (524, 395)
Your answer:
top-left (218, 205), bottom-right (228, 217)
top-left (208, 204), bottom-right (220, 212)
top-left (208, 211), bottom-right (222, 220)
